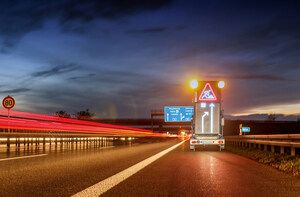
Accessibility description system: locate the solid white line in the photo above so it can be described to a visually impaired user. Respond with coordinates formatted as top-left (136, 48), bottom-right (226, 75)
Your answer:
top-left (72, 140), bottom-right (187, 197)
top-left (0, 154), bottom-right (48, 161)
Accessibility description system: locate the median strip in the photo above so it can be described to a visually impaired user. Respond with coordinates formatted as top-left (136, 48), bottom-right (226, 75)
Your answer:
top-left (72, 140), bottom-right (187, 197)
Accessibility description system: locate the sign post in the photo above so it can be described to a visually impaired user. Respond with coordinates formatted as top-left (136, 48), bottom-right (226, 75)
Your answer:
top-left (239, 124), bottom-right (250, 135)
top-left (2, 96), bottom-right (15, 133)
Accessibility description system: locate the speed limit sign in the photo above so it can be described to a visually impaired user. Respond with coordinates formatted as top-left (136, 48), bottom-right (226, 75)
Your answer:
top-left (2, 96), bottom-right (15, 109)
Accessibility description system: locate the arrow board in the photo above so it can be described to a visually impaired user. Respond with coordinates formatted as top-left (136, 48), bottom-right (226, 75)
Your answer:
top-left (199, 83), bottom-right (217, 102)
top-left (209, 103), bottom-right (215, 133)
top-left (202, 111), bottom-right (209, 133)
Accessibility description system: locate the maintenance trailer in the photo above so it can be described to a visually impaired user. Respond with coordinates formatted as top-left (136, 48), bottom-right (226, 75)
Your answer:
top-left (190, 81), bottom-right (225, 151)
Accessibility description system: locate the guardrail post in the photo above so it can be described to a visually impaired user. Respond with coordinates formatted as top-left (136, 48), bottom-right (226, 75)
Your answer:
top-left (271, 145), bottom-right (275, 153)
top-left (291, 147), bottom-right (295, 156)
top-left (7, 137), bottom-right (10, 149)
top-left (264, 144), bottom-right (267, 151)
top-left (258, 144), bottom-right (261, 150)
top-left (280, 146), bottom-right (284, 154)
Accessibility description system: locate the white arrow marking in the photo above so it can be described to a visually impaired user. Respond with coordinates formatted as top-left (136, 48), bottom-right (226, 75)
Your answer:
top-left (180, 113), bottom-right (182, 120)
top-left (167, 113), bottom-right (169, 121)
top-left (209, 103), bottom-right (215, 133)
top-left (202, 111), bottom-right (209, 133)
top-left (210, 103), bottom-right (215, 133)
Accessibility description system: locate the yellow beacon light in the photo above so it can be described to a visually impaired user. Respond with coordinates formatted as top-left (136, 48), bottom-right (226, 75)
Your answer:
top-left (190, 80), bottom-right (198, 89)
top-left (218, 81), bottom-right (225, 88)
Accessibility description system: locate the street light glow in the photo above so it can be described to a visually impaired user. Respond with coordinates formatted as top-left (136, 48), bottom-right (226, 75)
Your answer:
top-left (218, 81), bottom-right (225, 88)
top-left (191, 80), bottom-right (198, 89)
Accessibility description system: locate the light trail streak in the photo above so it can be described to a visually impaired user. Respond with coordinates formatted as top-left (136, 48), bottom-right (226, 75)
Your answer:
top-left (0, 110), bottom-right (164, 137)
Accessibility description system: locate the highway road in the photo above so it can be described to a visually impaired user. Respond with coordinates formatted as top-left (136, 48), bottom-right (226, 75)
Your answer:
top-left (0, 139), bottom-right (299, 196)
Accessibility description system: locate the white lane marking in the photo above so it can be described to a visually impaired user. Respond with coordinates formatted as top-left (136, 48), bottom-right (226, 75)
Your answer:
top-left (0, 154), bottom-right (48, 161)
top-left (72, 140), bottom-right (187, 197)
top-left (98, 146), bottom-right (115, 150)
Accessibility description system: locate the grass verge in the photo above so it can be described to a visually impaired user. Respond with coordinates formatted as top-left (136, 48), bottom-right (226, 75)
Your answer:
top-left (226, 145), bottom-right (300, 177)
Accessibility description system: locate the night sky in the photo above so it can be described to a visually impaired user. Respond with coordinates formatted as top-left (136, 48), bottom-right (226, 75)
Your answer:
top-left (0, 0), bottom-right (299, 119)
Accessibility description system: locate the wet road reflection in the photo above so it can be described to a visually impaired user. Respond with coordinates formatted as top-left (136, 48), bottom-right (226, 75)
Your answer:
top-left (0, 138), bottom-right (138, 159)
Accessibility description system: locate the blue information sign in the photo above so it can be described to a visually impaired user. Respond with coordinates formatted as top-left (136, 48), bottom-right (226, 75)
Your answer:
top-left (164, 106), bottom-right (194, 122)
top-left (241, 127), bottom-right (250, 132)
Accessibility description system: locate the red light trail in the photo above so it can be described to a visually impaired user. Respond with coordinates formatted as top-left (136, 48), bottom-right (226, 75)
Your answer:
top-left (0, 109), bottom-right (162, 137)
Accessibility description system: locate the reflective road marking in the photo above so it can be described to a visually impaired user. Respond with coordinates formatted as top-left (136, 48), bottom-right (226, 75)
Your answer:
top-left (72, 140), bottom-right (187, 197)
top-left (0, 154), bottom-right (48, 161)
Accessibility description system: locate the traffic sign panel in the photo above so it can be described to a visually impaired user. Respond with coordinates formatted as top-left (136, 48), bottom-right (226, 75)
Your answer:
top-left (241, 127), bottom-right (250, 132)
top-left (2, 96), bottom-right (15, 109)
top-left (164, 106), bottom-right (194, 122)
top-left (198, 82), bottom-right (217, 102)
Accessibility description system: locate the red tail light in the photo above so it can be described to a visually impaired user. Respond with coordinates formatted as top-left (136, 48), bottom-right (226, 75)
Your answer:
top-left (218, 141), bottom-right (223, 144)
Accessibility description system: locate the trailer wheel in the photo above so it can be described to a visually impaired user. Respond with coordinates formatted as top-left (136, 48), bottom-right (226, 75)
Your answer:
top-left (190, 145), bottom-right (195, 151)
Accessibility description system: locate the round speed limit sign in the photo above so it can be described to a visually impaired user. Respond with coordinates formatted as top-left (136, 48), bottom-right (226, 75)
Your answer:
top-left (2, 96), bottom-right (15, 109)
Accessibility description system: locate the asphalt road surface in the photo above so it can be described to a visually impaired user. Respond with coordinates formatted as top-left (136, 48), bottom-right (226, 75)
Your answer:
top-left (0, 139), bottom-right (299, 197)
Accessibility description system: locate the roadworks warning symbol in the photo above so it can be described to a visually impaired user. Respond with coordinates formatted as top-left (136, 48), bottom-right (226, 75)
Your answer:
top-left (199, 83), bottom-right (217, 101)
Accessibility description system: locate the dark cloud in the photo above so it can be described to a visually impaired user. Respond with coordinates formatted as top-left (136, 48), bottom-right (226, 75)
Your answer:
top-left (69, 73), bottom-right (96, 80)
top-left (208, 74), bottom-right (291, 81)
top-left (128, 27), bottom-right (168, 34)
top-left (127, 25), bottom-right (187, 34)
top-left (59, 0), bottom-right (172, 23)
top-left (0, 0), bottom-right (172, 51)
top-left (32, 64), bottom-right (80, 77)
top-left (0, 88), bottom-right (30, 94)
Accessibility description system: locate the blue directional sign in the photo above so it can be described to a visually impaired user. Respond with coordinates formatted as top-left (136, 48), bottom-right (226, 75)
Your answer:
top-left (241, 127), bottom-right (250, 132)
top-left (164, 106), bottom-right (194, 122)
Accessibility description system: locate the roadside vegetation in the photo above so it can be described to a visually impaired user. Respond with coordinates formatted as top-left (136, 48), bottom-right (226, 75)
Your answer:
top-left (55, 109), bottom-right (95, 120)
top-left (226, 145), bottom-right (300, 177)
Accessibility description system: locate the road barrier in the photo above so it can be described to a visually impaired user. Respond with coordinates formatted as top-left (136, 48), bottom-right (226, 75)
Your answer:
top-left (225, 134), bottom-right (300, 156)
top-left (0, 132), bottom-right (139, 149)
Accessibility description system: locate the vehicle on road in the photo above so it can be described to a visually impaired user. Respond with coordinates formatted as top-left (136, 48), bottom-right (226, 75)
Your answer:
top-left (189, 81), bottom-right (225, 151)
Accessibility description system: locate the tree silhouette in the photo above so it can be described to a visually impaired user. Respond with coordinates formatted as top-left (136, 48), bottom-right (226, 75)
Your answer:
top-left (266, 113), bottom-right (277, 121)
top-left (75, 109), bottom-right (95, 120)
top-left (55, 110), bottom-right (71, 118)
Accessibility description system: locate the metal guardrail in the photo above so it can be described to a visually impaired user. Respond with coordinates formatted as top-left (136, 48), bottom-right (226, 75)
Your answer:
top-left (0, 132), bottom-right (145, 149)
top-left (225, 134), bottom-right (300, 156)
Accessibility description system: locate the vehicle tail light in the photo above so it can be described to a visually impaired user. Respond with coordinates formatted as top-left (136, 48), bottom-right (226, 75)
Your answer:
top-left (191, 140), bottom-right (196, 144)
top-left (218, 141), bottom-right (223, 144)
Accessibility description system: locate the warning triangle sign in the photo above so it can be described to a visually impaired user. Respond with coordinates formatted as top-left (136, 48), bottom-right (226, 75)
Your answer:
top-left (198, 83), bottom-right (217, 101)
